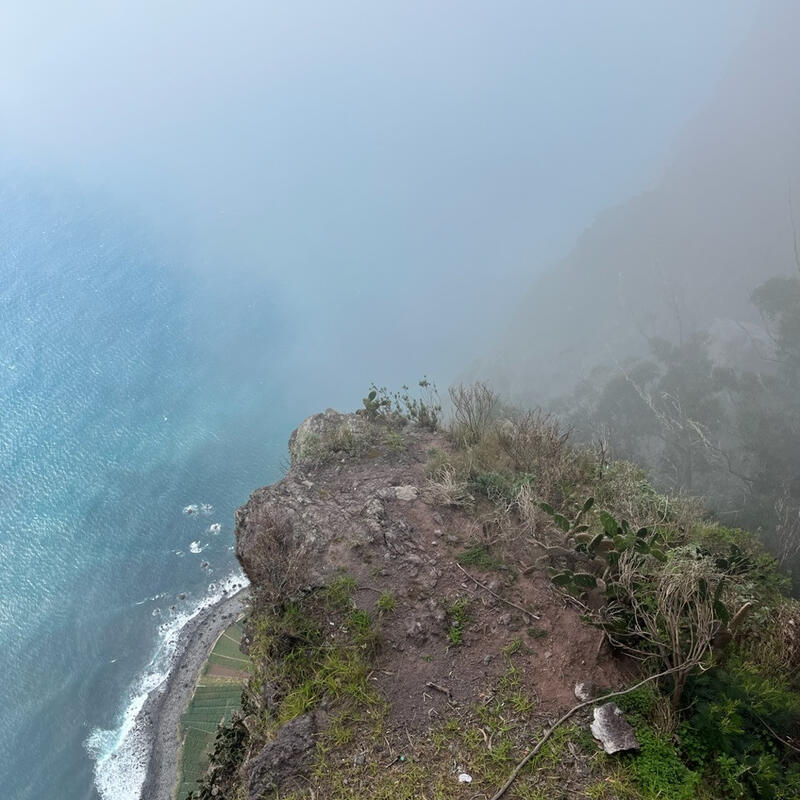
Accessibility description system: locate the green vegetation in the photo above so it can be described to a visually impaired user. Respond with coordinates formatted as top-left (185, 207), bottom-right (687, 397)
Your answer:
top-left (559, 271), bottom-right (800, 591)
top-left (445, 596), bottom-right (470, 646)
top-left (179, 618), bottom-right (251, 800)
top-left (362, 378), bottom-right (442, 430)
top-left (375, 591), bottom-right (396, 614)
top-left (188, 574), bottom-right (386, 799)
top-left (456, 542), bottom-right (508, 572)
top-left (190, 373), bottom-right (800, 799)
top-left (434, 380), bottom-right (800, 798)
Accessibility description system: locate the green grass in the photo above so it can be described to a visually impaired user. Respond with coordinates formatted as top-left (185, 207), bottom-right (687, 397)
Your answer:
top-left (446, 597), bottom-right (471, 646)
top-left (456, 543), bottom-right (509, 572)
top-left (376, 592), bottom-right (396, 614)
top-left (176, 618), bottom-right (251, 800)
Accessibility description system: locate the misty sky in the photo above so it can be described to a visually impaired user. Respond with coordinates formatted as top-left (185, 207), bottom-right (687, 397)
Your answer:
top-left (0, 2), bottom-right (759, 403)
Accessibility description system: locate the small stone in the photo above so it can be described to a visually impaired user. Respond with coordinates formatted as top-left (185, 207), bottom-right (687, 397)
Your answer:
top-left (483, 654), bottom-right (493, 665)
top-left (458, 773), bottom-right (473, 783)
top-left (395, 485), bottom-right (419, 501)
top-left (364, 498), bottom-right (385, 520)
top-left (429, 600), bottom-right (447, 624)
top-left (574, 681), bottom-right (596, 701)
top-left (590, 703), bottom-right (640, 754)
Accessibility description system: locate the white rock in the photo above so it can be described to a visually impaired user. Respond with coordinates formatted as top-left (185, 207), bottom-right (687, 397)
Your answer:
top-left (590, 702), bottom-right (639, 754)
top-left (457, 773), bottom-right (473, 783)
top-left (574, 681), bottom-right (595, 701)
top-left (395, 485), bottom-right (418, 501)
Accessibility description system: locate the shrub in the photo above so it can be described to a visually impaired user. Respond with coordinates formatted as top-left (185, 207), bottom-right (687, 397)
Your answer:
top-left (680, 661), bottom-right (800, 799)
top-left (362, 378), bottom-right (442, 429)
top-left (449, 382), bottom-right (500, 446)
top-left (629, 725), bottom-right (701, 800)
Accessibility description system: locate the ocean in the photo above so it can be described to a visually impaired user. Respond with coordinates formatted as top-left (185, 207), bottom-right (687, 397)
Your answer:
top-left (0, 179), bottom-right (296, 799)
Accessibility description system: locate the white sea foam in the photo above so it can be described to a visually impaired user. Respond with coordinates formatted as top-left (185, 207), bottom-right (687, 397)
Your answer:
top-left (182, 503), bottom-right (213, 516)
top-left (85, 570), bottom-right (249, 800)
top-left (189, 540), bottom-right (207, 554)
top-left (207, 523), bottom-right (222, 534)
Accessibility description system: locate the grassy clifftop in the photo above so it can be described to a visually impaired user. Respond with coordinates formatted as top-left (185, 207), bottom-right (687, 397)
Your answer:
top-left (187, 383), bottom-right (800, 800)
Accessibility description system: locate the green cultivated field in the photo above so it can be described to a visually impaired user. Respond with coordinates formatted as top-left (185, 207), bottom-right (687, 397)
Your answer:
top-left (175, 618), bottom-right (251, 800)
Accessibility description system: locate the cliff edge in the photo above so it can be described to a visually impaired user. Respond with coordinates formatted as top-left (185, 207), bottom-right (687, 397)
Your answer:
top-left (184, 399), bottom-right (800, 800)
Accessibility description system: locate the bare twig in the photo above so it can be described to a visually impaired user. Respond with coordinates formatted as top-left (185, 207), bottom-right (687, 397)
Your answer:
top-left (455, 562), bottom-right (540, 620)
top-left (425, 681), bottom-right (453, 700)
top-left (488, 660), bottom-right (703, 800)
top-left (755, 711), bottom-right (800, 755)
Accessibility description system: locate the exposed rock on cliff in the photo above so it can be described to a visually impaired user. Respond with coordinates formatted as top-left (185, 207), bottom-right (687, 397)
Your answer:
top-left (227, 409), bottom-right (626, 798)
top-left (182, 396), bottom-right (800, 800)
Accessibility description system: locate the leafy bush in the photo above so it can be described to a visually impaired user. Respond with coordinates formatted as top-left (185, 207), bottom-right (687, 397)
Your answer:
top-left (629, 725), bottom-right (701, 800)
top-left (679, 662), bottom-right (800, 799)
top-left (363, 378), bottom-right (442, 429)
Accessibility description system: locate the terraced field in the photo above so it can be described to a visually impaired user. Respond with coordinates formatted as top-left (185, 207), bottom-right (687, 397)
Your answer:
top-left (175, 618), bottom-right (251, 800)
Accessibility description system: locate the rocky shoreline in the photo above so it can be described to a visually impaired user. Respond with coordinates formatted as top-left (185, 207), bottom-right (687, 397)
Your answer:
top-left (137, 587), bottom-right (250, 800)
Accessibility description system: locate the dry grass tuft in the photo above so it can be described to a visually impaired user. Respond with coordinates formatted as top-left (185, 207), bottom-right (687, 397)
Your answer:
top-left (424, 465), bottom-right (475, 509)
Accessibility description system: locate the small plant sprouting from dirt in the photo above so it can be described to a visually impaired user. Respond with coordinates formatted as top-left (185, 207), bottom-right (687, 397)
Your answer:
top-left (375, 591), bottom-right (396, 614)
top-left (502, 636), bottom-right (528, 659)
top-left (446, 596), bottom-right (471, 646)
top-left (457, 543), bottom-right (508, 572)
top-left (384, 430), bottom-right (405, 452)
top-left (324, 574), bottom-right (358, 607)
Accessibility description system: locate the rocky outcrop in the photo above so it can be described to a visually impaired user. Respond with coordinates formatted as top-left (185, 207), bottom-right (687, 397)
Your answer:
top-left (243, 713), bottom-right (317, 799)
top-left (235, 410), bottom-right (439, 600)
top-left (231, 408), bottom-right (628, 799)
top-left (288, 408), bottom-right (373, 466)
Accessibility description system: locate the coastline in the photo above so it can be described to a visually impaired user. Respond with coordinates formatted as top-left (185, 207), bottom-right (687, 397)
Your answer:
top-left (137, 586), bottom-right (250, 800)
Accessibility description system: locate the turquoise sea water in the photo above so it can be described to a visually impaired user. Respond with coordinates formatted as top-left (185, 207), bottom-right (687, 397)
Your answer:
top-left (0, 181), bottom-right (295, 799)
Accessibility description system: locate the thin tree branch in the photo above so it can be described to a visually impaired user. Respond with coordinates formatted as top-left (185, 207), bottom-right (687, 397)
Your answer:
top-left (488, 660), bottom-right (703, 800)
top-left (455, 562), bottom-right (540, 620)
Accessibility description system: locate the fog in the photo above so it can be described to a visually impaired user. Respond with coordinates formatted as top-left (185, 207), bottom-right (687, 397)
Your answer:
top-left (0, 1), bottom-right (760, 409)
top-left (7, 5), bottom-right (800, 796)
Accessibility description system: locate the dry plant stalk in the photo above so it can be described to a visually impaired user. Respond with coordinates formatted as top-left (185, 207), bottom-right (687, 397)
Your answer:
top-left (449, 382), bottom-right (499, 446)
top-left (608, 551), bottom-right (721, 707)
top-left (488, 660), bottom-right (704, 800)
top-left (774, 487), bottom-right (800, 569)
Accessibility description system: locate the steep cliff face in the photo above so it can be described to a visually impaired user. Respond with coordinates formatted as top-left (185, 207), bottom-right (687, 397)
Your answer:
top-left (227, 409), bottom-right (624, 799)
top-left (180, 403), bottom-right (800, 800)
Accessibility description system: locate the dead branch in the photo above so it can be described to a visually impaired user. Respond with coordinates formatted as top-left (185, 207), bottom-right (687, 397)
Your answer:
top-left (488, 660), bottom-right (703, 800)
top-left (455, 562), bottom-right (540, 620)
